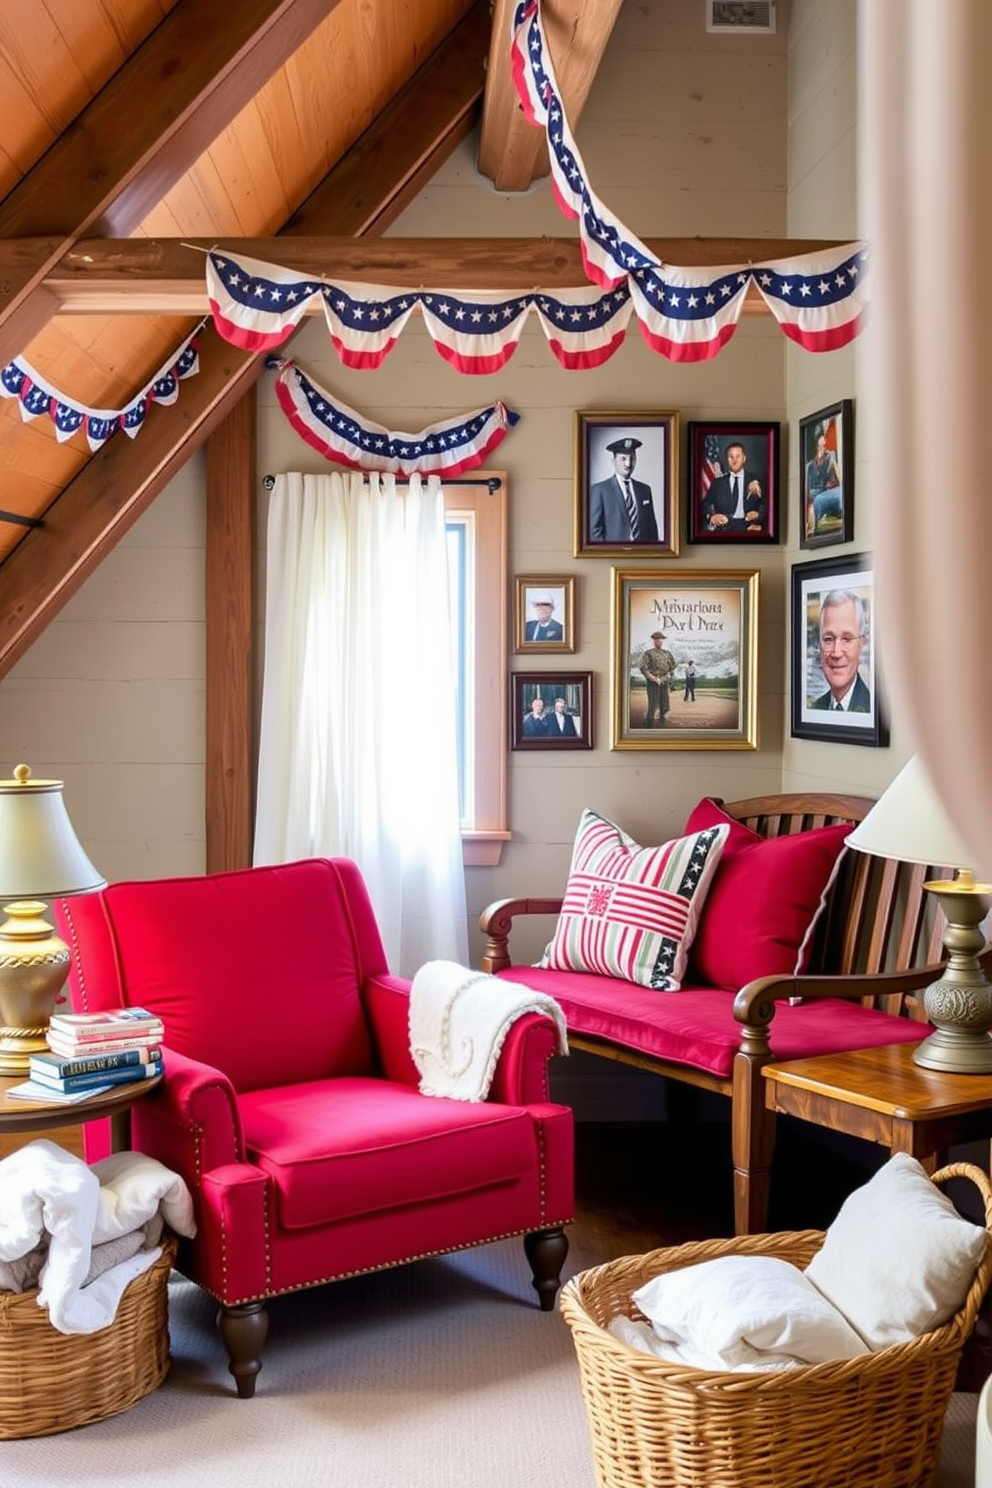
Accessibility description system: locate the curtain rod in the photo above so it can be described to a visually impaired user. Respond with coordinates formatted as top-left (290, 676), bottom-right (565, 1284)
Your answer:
top-left (262, 475), bottom-right (502, 493)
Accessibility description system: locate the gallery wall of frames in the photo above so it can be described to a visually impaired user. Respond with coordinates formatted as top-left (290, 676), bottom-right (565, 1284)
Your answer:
top-left (510, 400), bottom-right (882, 755)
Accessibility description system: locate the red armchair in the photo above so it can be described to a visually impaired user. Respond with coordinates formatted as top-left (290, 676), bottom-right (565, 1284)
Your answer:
top-left (56, 858), bottom-right (573, 1398)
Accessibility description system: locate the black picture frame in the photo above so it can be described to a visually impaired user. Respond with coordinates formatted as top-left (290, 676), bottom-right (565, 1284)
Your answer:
top-left (574, 410), bottom-right (679, 558)
top-left (686, 420), bottom-right (781, 544)
top-left (799, 399), bottom-right (855, 549)
top-left (511, 671), bottom-right (593, 750)
top-left (790, 551), bottom-right (888, 747)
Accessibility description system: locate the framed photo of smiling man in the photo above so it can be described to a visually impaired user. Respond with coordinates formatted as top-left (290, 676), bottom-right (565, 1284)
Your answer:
top-left (791, 552), bottom-right (888, 747)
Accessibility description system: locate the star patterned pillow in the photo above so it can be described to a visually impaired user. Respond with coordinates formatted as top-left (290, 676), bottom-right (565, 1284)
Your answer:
top-left (539, 808), bottom-right (730, 990)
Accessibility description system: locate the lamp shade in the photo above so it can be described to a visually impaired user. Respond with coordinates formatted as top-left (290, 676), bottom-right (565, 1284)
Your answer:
top-left (846, 756), bottom-right (977, 872)
top-left (0, 764), bottom-right (105, 899)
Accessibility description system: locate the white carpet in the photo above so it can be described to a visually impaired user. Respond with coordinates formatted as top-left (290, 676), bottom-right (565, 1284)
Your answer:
top-left (0, 1240), bottom-right (980, 1487)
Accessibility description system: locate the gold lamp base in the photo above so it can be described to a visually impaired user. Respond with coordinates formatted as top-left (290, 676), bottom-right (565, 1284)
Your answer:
top-left (913, 875), bottom-right (992, 1075)
top-left (0, 899), bottom-right (69, 1075)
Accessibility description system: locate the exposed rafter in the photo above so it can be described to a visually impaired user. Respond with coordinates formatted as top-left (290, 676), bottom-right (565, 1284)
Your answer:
top-left (0, 0), bottom-right (343, 368)
top-left (0, 5), bottom-right (490, 682)
top-left (25, 235), bottom-right (844, 312)
top-left (478, 0), bottom-right (624, 191)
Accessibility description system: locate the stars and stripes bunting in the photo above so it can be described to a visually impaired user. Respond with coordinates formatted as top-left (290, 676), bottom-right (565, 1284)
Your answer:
top-left (0, 332), bottom-right (201, 450)
top-left (268, 357), bottom-right (521, 477)
top-left (750, 244), bottom-right (869, 352)
top-left (206, 251), bottom-right (323, 351)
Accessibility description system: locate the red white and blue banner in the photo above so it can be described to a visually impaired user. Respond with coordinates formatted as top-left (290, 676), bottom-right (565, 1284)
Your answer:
top-left (0, 331), bottom-right (200, 449)
top-left (269, 356), bottom-right (520, 477)
top-left (203, 0), bottom-right (868, 370)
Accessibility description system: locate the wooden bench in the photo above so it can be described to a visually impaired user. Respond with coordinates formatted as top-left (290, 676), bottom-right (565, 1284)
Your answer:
top-left (479, 792), bottom-right (951, 1235)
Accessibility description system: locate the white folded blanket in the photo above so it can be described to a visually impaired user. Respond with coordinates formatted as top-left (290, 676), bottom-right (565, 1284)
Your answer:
top-left (0, 1139), bottom-right (196, 1335)
top-left (409, 959), bottom-right (568, 1100)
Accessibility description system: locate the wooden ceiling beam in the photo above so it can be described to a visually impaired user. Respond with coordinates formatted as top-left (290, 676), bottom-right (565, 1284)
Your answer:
top-left (32, 235), bottom-right (847, 311)
top-left (478, 0), bottom-right (624, 191)
top-left (0, 0), bottom-right (343, 368)
top-left (0, 13), bottom-right (490, 683)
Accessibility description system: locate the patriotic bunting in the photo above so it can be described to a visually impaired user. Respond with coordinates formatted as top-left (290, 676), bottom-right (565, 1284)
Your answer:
top-left (0, 332), bottom-right (200, 450)
top-left (268, 357), bottom-right (520, 477)
top-left (202, 0), bottom-right (869, 371)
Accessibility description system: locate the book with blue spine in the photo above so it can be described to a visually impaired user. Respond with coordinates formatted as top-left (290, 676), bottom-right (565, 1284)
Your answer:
top-left (30, 1046), bottom-right (162, 1080)
top-left (26, 1059), bottom-right (163, 1093)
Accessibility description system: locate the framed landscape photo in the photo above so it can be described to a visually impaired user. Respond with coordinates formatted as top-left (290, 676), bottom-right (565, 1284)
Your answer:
top-left (511, 671), bottom-right (593, 751)
top-left (799, 399), bottom-right (854, 549)
top-left (574, 410), bottom-right (679, 558)
top-left (610, 568), bottom-right (759, 751)
top-left (514, 575), bottom-right (576, 654)
top-left (791, 551), bottom-right (887, 747)
top-left (686, 421), bottom-right (780, 544)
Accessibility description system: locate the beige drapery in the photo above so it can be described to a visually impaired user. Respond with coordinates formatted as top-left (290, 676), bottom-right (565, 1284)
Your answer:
top-left (861, 0), bottom-right (992, 875)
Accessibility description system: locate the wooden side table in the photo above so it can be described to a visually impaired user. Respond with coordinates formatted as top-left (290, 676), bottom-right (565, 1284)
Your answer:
top-left (0, 1072), bottom-right (162, 1154)
top-left (763, 1041), bottom-right (992, 1171)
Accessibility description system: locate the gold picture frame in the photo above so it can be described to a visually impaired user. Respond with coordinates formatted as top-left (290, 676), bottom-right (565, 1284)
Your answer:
top-left (574, 410), bottom-right (680, 558)
top-left (611, 567), bottom-right (759, 750)
top-left (513, 575), bottom-right (576, 654)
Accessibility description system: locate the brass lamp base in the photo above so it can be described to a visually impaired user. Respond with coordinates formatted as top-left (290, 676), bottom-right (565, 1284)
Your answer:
top-left (913, 876), bottom-right (992, 1075)
top-left (0, 899), bottom-right (69, 1075)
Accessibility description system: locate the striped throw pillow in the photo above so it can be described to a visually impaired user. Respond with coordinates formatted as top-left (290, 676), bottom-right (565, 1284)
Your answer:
top-left (540, 809), bottom-right (730, 990)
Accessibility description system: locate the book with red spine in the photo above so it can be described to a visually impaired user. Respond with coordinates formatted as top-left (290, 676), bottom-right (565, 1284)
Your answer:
top-left (46, 1032), bottom-right (162, 1058)
top-left (48, 1007), bottom-right (164, 1043)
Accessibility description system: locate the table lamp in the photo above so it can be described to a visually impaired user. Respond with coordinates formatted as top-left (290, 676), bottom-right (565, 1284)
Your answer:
top-left (846, 756), bottom-right (992, 1074)
top-left (0, 764), bottom-right (106, 1074)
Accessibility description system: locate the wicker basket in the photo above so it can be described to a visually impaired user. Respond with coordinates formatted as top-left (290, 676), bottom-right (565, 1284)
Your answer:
top-left (0, 1235), bottom-right (175, 1439)
top-left (560, 1163), bottom-right (992, 1488)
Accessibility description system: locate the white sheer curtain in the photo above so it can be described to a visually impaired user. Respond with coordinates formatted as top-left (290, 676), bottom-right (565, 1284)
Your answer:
top-left (861, 0), bottom-right (992, 874)
top-left (253, 470), bottom-right (469, 974)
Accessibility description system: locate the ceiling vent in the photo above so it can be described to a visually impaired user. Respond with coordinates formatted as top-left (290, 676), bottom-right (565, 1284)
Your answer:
top-left (706, 1), bottom-right (776, 33)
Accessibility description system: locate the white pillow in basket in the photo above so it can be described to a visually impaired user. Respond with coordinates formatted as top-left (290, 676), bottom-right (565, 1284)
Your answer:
top-left (632, 1253), bottom-right (869, 1369)
top-left (804, 1152), bottom-right (987, 1349)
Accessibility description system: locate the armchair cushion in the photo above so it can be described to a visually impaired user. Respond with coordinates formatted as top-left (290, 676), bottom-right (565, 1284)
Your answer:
top-left (539, 808), bottom-right (729, 991)
top-left (239, 1077), bottom-right (536, 1229)
top-left (683, 798), bottom-right (852, 992)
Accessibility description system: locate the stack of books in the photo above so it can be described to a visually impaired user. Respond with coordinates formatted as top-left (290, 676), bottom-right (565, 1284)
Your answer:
top-left (6, 1007), bottom-right (164, 1104)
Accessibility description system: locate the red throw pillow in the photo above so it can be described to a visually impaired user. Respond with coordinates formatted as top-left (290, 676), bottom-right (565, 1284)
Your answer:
top-left (682, 798), bottom-right (852, 992)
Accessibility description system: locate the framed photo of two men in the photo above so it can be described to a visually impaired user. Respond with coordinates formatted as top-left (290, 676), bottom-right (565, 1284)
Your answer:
top-left (791, 551), bottom-right (888, 748)
top-left (574, 410), bottom-right (679, 558)
top-left (686, 421), bottom-right (781, 545)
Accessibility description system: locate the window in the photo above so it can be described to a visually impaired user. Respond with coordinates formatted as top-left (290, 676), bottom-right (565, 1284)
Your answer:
top-left (444, 473), bottom-right (509, 867)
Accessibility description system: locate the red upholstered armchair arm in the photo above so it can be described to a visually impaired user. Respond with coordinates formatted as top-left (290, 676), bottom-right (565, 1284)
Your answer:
top-left (130, 1046), bottom-right (247, 1192)
top-left (362, 973), bottom-right (561, 1105)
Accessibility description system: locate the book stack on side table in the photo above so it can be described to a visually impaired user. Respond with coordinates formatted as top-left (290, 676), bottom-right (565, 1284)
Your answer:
top-left (7, 1008), bottom-right (164, 1104)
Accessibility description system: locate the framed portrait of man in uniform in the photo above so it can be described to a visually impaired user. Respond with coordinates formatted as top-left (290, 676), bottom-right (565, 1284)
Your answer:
top-left (574, 410), bottom-right (679, 558)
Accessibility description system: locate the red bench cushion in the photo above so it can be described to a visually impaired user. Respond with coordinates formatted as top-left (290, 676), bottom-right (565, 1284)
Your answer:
top-left (496, 966), bottom-right (926, 1081)
top-left (683, 797), bottom-right (853, 992)
top-left (539, 808), bottom-right (729, 991)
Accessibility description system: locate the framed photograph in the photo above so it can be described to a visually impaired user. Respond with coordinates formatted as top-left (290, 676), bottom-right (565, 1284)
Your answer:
top-left (514, 575), bottom-right (576, 654)
top-left (610, 568), bottom-right (759, 751)
top-left (574, 410), bottom-right (679, 558)
top-left (799, 399), bottom-right (854, 549)
top-left (511, 671), bottom-right (593, 751)
top-left (790, 552), bottom-right (888, 747)
top-left (686, 421), bottom-right (781, 544)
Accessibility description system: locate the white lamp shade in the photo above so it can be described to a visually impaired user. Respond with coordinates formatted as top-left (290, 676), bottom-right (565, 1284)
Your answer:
top-left (0, 766), bottom-right (105, 899)
top-left (846, 756), bottom-right (977, 872)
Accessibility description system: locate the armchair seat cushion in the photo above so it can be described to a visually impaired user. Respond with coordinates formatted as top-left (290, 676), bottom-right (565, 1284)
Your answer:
top-left (240, 1077), bottom-right (536, 1230)
top-left (495, 967), bottom-right (928, 1080)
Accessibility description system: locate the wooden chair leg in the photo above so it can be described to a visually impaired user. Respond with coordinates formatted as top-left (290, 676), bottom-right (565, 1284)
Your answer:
top-left (217, 1300), bottom-right (269, 1398)
top-left (732, 1052), bottom-right (777, 1236)
top-left (524, 1226), bottom-right (569, 1311)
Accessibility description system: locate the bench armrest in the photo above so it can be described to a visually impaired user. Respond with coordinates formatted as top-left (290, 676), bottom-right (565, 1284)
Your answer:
top-left (732, 963), bottom-right (943, 1060)
top-left (478, 897), bottom-right (564, 973)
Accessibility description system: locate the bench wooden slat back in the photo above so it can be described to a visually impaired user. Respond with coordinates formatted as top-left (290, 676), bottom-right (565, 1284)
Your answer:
top-left (722, 792), bottom-right (948, 1014)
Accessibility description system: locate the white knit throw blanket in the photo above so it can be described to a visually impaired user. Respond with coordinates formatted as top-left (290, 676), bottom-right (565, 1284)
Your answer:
top-left (409, 960), bottom-right (568, 1101)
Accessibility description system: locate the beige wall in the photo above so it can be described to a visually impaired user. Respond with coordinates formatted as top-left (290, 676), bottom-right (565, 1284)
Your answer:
top-left (0, 1), bottom-right (895, 963)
